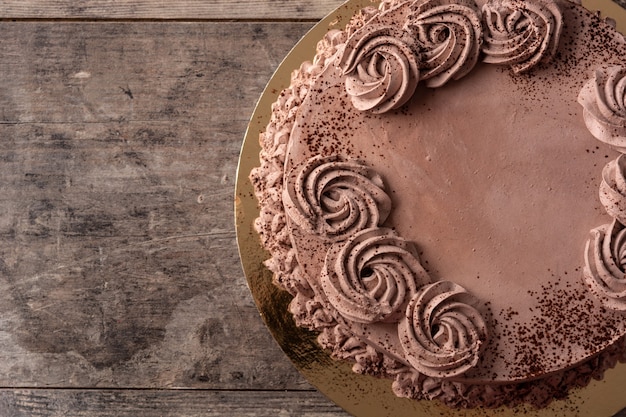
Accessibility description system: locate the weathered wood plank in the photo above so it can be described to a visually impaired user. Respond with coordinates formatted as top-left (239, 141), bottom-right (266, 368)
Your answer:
top-left (0, 389), bottom-right (350, 417)
top-left (0, 21), bottom-right (321, 124)
top-left (0, 389), bottom-right (624, 417)
top-left (0, 21), bottom-right (317, 389)
top-left (0, 0), bottom-right (622, 22)
top-left (0, 0), bottom-right (347, 20)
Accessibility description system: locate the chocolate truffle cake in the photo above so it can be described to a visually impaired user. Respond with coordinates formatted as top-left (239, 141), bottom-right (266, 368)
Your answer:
top-left (250, 0), bottom-right (626, 409)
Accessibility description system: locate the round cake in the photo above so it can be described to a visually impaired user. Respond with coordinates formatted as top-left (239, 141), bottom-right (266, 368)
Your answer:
top-left (250, 0), bottom-right (626, 409)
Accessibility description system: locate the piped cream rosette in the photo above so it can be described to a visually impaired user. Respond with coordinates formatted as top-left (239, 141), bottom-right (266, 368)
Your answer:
top-left (405, 0), bottom-right (483, 87)
top-left (585, 220), bottom-right (626, 311)
top-left (482, 0), bottom-right (563, 73)
top-left (584, 155), bottom-right (626, 310)
top-left (320, 228), bottom-right (430, 323)
top-left (579, 66), bottom-right (626, 152)
top-left (283, 155), bottom-right (392, 242)
top-left (340, 25), bottom-right (421, 114)
top-left (398, 281), bottom-right (488, 378)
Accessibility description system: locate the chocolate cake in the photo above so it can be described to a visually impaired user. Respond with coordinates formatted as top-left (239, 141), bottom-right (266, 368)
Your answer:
top-left (250, 0), bottom-right (626, 408)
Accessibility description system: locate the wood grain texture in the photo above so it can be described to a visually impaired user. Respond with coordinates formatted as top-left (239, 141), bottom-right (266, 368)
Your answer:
top-left (0, 0), bottom-right (347, 20)
top-left (0, 0), bottom-right (357, 411)
top-left (0, 21), bottom-right (319, 390)
top-left (0, 389), bottom-right (349, 416)
top-left (0, 389), bottom-right (624, 417)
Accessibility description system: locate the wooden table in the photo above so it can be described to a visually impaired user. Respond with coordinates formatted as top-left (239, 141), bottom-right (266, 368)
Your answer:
top-left (1, 1), bottom-right (626, 416)
top-left (0, 1), bottom-right (350, 415)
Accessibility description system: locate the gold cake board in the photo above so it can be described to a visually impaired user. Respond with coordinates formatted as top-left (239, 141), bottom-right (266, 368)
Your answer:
top-left (235, 1), bottom-right (626, 415)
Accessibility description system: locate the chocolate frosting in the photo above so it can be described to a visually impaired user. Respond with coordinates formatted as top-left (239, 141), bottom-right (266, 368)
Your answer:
top-left (283, 155), bottom-right (392, 241)
top-left (251, 0), bottom-right (626, 409)
top-left (321, 227), bottom-right (429, 323)
top-left (579, 66), bottom-right (626, 152)
top-left (406, 0), bottom-right (483, 87)
top-left (340, 25), bottom-right (421, 113)
top-left (482, 0), bottom-right (563, 73)
top-left (585, 220), bottom-right (626, 310)
top-left (398, 281), bottom-right (488, 377)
